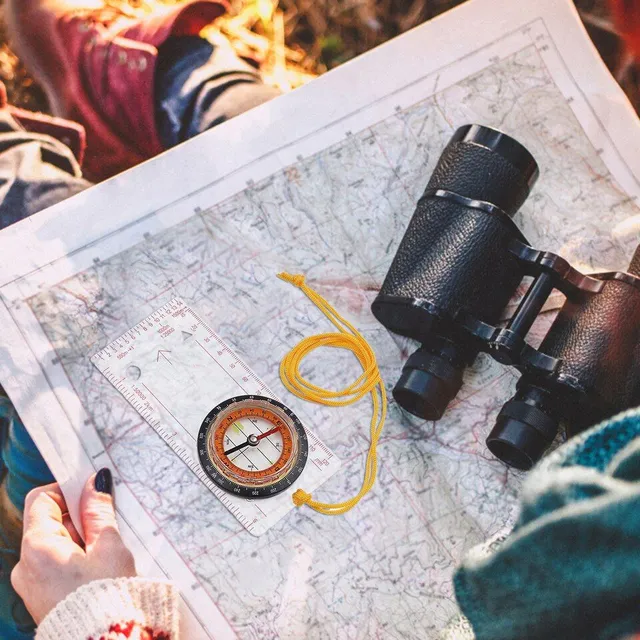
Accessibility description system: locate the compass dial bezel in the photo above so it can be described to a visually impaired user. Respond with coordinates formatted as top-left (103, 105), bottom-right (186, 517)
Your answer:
top-left (197, 395), bottom-right (309, 498)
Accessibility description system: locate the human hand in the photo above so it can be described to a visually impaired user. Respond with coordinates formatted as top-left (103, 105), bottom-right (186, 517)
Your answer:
top-left (11, 468), bottom-right (136, 624)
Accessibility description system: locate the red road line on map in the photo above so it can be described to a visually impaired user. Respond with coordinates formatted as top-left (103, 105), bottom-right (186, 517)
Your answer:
top-left (143, 248), bottom-right (262, 305)
top-left (188, 528), bottom-right (245, 559)
top-left (106, 422), bottom-right (147, 450)
top-left (141, 383), bottom-right (188, 431)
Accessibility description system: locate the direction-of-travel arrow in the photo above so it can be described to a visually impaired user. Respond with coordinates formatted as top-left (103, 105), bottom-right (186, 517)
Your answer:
top-left (156, 349), bottom-right (173, 365)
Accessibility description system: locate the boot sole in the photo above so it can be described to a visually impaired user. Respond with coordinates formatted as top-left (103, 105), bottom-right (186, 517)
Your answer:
top-left (4, 0), bottom-right (69, 117)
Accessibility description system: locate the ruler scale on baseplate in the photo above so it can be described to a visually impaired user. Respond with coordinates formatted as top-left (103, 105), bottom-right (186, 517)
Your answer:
top-left (91, 298), bottom-right (340, 536)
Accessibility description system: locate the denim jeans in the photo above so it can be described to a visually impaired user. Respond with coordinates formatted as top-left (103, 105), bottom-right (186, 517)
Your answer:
top-left (0, 35), bottom-right (278, 639)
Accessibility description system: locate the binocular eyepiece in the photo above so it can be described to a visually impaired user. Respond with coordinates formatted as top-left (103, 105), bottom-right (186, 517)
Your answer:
top-left (372, 124), bottom-right (640, 470)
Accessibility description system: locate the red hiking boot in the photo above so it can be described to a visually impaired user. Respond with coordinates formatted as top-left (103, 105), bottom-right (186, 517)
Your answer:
top-left (5, 0), bottom-right (228, 182)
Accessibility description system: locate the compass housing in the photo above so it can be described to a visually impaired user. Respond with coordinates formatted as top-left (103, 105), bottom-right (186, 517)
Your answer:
top-left (198, 395), bottom-right (309, 498)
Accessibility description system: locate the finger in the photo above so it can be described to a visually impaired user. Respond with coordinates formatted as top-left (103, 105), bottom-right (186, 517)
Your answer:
top-left (80, 469), bottom-right (119, 547)
top-left (62, 514), bottom-right (84, 547)
top-left (22, 484), bottom-right (69, 536)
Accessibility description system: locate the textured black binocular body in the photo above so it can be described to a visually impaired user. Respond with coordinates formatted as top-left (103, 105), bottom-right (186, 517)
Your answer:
top-left (372, 124), bottom-right (640, 470)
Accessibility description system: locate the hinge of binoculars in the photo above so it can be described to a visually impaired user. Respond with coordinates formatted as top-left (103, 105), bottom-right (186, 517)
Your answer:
top-left (456, 239), bottom-right (604, 375)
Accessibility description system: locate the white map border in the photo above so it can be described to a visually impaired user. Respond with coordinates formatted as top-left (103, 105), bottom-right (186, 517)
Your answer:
top-left (0, 0), bottom-right (638, 638)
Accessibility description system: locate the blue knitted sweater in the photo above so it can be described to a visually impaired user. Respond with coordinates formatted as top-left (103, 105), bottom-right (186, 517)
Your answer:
top-left (454, 408), bottom-right (640, 640)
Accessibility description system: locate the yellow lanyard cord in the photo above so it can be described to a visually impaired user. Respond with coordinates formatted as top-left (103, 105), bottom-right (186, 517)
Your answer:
top-left (277, 272), bottom-right (388, 515)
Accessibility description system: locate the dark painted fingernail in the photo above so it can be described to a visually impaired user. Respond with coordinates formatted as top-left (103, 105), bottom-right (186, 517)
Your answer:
top-left (95, 468), bottom-right (113, 495)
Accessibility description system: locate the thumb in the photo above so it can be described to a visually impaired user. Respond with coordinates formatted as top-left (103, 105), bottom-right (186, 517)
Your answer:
top-left (80, 468), bottom-right (119, 547)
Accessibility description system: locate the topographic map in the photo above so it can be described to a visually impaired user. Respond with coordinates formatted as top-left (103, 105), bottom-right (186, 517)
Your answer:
top-left (1, 0), bottom-right (639, 638)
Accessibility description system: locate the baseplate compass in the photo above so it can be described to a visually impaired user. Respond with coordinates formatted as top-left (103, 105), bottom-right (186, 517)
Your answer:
top-left (199, 396), bottom-right (308, 498)
top-left (91, 298), bottom-right (340, 536)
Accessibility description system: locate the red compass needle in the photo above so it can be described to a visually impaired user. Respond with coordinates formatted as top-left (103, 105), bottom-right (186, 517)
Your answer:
top-left (223, 425), bottom-right (281, 456)
top-left (257, 426), bottom-right (280, 440)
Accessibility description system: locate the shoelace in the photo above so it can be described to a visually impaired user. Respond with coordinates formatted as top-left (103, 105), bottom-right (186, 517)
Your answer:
top-left (71, 0), bottom-right (145, 26)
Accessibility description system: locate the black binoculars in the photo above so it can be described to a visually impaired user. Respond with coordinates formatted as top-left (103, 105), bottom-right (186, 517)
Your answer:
top-left (372, 124), bottom-right (640, 470)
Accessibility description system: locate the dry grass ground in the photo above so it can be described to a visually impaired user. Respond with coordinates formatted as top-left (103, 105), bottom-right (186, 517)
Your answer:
top-left (0, 0), bottom-right (636, 114)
